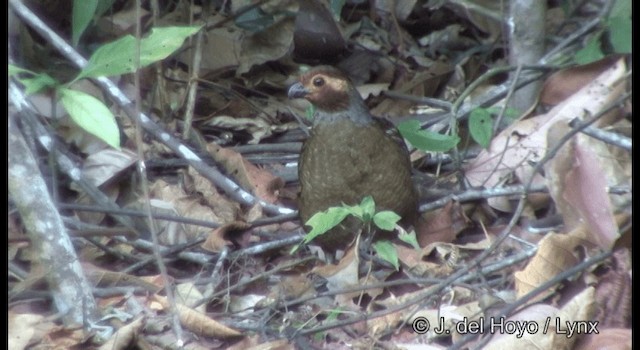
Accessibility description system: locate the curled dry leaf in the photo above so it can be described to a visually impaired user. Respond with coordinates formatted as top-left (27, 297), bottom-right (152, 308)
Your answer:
top-left (464, 59), bottom-right (626, 209)
top-left (153, 295), bottom-right (242, 339)
top-left (201, 221), bottom-right (251, 253)
top-left (97, 317), bottom-right (145, 350)
top-left (206, 142), bottom-right (284, 204)
top-left (514, 230), bottom-right (593, 300)
top-left (312, 246), bottom-right (360, 307)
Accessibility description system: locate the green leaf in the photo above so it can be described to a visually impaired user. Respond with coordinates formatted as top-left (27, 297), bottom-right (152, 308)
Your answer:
top-left (94, 0), bottom-right (117, 17)
top-left (21, 74), bottom-right (58, 95)
top-left (373, 211), bottom-right (401, 231)
top-left (398, 230), bottom-right (420, 250)
top-left (359, 196), bottom-right (376, 222)
top-left (72, 0), bottom-right (99, 46)
top-left (8, 64), bottom-right (35, 76)
top-left (607, 16), bottom-right (631, 53)
top-left (373, 240), bottom-right (399, 270)
top-left (9, 66), bottom-right (58, 94)
top-left (575, 34), bottom-right (605, 65)
top-left (609, 0), bottom-right (631, 19)
top-left (77, 26), bottom-right (201, 80)
top-left (302, 207), bottom-right (351, 244)
top-left (468, 108), bottom-right (493, 148)
top-left (58, 88), bottom-right (120, 149)
top-left (397, 120), bottom-right (459, 152)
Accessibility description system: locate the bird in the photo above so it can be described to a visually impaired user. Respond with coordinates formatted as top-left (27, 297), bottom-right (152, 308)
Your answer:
top-left (288, 66), bottom-right (418, 252)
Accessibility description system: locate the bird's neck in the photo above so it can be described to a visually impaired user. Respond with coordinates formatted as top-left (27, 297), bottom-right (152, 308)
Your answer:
top-left (313, 94), bottom-right (373, 126)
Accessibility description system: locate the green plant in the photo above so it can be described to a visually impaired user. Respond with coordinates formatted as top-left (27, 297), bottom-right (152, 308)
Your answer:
top-left (292, 196), bottom-right (419, 270)
top-left (574, 0), bottom-right (631, 64)
top-left (10, 26), bottom-right (200, 149)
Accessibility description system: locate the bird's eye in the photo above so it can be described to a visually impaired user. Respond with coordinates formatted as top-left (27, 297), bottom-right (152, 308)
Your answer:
top-left (313, 77), bottom-right (325, 87)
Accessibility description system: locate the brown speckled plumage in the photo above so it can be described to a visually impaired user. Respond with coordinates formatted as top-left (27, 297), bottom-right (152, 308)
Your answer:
top-left (288, 66), bottom-right (418, 251)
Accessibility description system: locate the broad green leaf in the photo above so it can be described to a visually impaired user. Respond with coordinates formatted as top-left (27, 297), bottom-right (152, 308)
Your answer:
top-left (302, 207), bottom-right (350, 244)
top-left (609, 0), bottom-right (631, 19)
top-left (397, 120), bottom-right (459, 152)
top-left (9, 65), bottom-right (58, 94)
top-left (77, 26), bottom-right (201, 80)
top-left (72, 0), bottom-right (99, 46)
top-left (399, 230), bottom-right (420, 250)
top-left (469, 108), bottom-right (493, 148)
top-left (8, 65), bottom-right (35, 76)
top-left (59, 88), bottom-right (120, 149)
top-left (575, 34), bottom-right (604, 65)
top-left (607, 17), bottom-right (631, 53)
top-left (373, 240), bottom-right (399, 270)
top-left (373, 211), bottom-right (401, 231)
top-left (21, 74), bottom-right (58, 95)
top-left (359, 196), bottom-right (376, 222)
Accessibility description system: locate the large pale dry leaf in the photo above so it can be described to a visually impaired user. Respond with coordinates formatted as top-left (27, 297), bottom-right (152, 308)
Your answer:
top-left (176, 282), bottom-right (205, 312)
top-left (229, 294), bottom-right (267, 316)
top-left (464, 59), bottom-right (626, 192)
top-left (312, 246), bottom-right (360, 307)
top-left (514, 232), bottom-right (590, 300)
top-left (8, 312), bottom-right (47, 350)
top-left (81, 148), bottom-right (137, 187)
top-left (545, 123), bottom-right (630, 249)
top-left (206, 143), bottom-right (284, 204)
top-left (153, 295), bottom-right (242, 338)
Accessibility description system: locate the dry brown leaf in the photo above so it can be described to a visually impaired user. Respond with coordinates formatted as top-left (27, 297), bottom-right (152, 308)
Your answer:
top-left (416, 200), bottom-right (463, 247)
top-left (238, 18), bottom-right (294, 75)
top-left (183, 24), bottom-right (242, 72)
top-left (83, 263), bottom-right (163, 292)
top-left (153, 295), bottom-right (242, 338)
top-left (201, 221), bottom-right (250, 253)
top-left (540, 56), bottom-right (622, 106)
top-left (464, 58), bottom-right (626, 197)
top-left (367, 311), bottom-right (403, 337)
top-left (81, 148), bottom-right (137, 187)
top-left (206, 143), bottom-right (284, 204)
top-left (97, 317), bottom-right (145, 350)
top-left (312, 246), bottom-right (360, 307)
top-left (8, 312), bottom-right (49, 350)
top-left (545, 122), bottom-right (630, 249)
top-left (514, 233), bottom-right (586, 300)
top-left (593, 248), bottom-right (631, 328)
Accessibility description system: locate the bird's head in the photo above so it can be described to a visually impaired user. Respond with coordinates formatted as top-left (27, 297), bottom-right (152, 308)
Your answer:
top-left (288, 66), bottom-right (369, 118)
